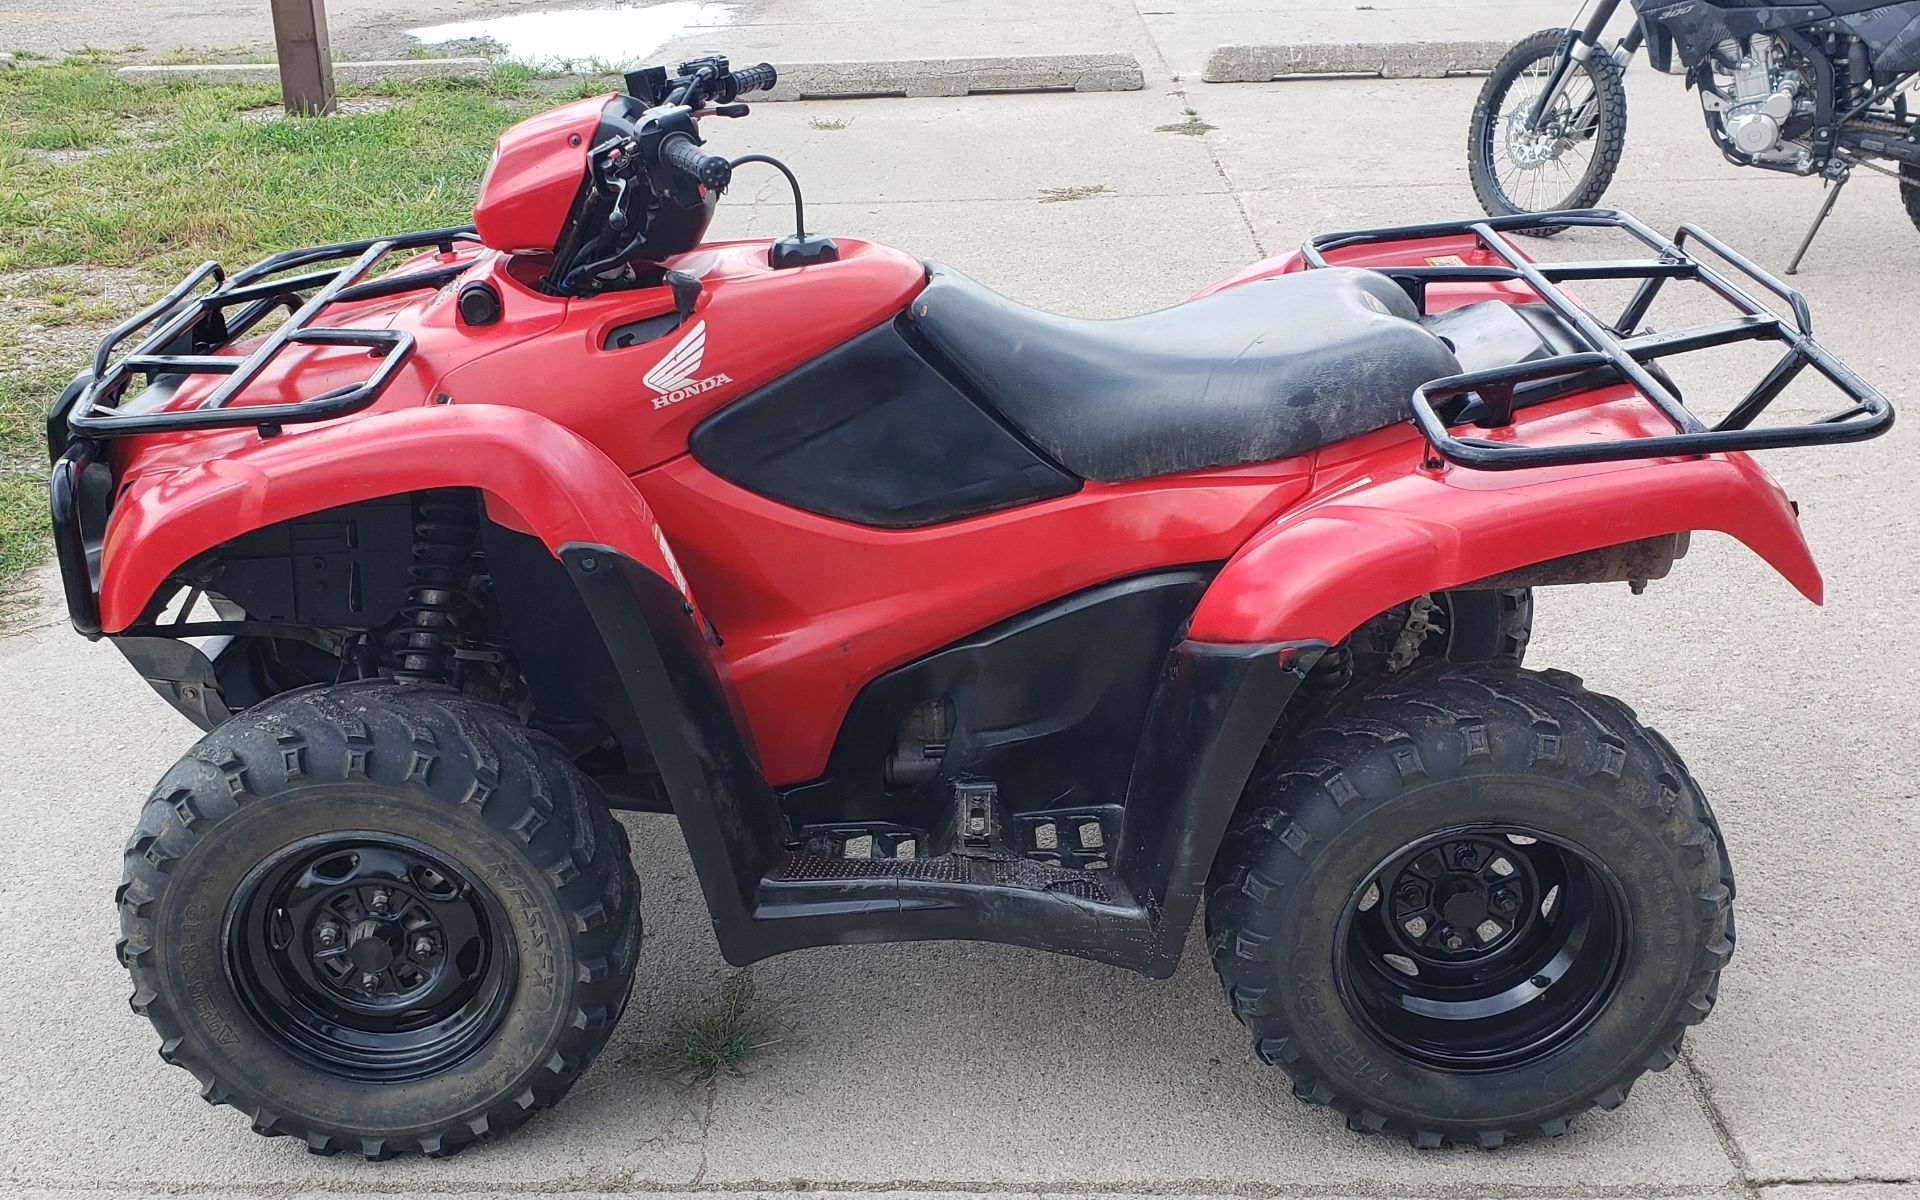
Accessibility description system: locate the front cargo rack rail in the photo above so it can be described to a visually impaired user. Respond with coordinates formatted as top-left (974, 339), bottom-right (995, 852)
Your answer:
top-left (1301, 208), bottom-right (1894, 470)
top-left (47, 227), bottom-right (481, 637)
top-left (56, 225), bottom-right (480, 443)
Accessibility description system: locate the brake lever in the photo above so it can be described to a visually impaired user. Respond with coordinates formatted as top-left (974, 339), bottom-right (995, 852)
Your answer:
top-left (607, 175), bottom-right (634, 231)
top-left (711, 103), bottom-right (750, 118)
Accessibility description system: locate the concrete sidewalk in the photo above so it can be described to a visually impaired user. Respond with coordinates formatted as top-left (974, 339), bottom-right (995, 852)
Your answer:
top-left (4, 0), bottom-right (1550, 78)
top-left (4, 68), bottom-right (1920, 1200)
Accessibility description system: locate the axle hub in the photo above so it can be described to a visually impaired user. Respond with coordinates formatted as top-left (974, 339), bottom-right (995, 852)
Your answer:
top-left (226, 833), bottom-right (515, 1081)
top-left (1338, 824), bottom-right (1629, 1073)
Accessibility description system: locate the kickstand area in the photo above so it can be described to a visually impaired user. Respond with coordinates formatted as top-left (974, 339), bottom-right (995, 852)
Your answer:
top-left (1786, 161), bottom-right (1851, 276)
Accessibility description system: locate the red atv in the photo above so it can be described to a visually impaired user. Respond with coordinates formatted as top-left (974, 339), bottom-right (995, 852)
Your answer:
top-left (50, 57), bottom-right (1890, 1158)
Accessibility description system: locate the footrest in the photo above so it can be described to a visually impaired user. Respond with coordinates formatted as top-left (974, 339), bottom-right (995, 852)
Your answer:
top-left (1013, 806), bottom-right (1120, 870)
top-left (765, 849), bottom-right (1113, 903)
top-left (796, 822), bottom-right (924, 862)
top-left (953, 780), bottom-right (1001, 852)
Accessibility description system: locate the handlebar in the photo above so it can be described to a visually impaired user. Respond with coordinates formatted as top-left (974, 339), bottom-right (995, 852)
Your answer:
top-left (659, 133), bottom-right (733, 191)
top-left (723, 62), bottom-right (777, 98)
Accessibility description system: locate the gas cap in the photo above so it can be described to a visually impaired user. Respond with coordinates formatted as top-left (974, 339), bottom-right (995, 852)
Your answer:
top-left (457, 281), bottom-right (503, 327)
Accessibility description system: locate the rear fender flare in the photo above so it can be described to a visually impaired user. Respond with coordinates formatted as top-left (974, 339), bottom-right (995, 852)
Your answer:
top-left (1187, 451), bottom-right (1821, 646)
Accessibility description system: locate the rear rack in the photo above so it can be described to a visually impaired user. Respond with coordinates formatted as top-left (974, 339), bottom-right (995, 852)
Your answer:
top-left (1301, 208), bottom-right (1894, 470)
top-left (56, 226), bottom-right (481, 443)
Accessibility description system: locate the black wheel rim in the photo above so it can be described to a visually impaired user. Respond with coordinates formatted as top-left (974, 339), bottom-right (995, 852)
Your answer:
top-left (1334, 824), bottom-right (1629, 1073)
top-left (1482, 48), bottom-right (1605, 214)
top-left (224, 832), bottom-right (517, 1081)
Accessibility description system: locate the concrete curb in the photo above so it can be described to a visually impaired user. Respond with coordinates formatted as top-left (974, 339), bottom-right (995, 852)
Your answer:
top-left (115, 58), bottom-right (492, 85)
top-left (1204, 40), bottom-right (1509, 82)
top-left (765, 54), bottom-right (1144, 100)
top-left (112, 54), bottom-right (1143, 100)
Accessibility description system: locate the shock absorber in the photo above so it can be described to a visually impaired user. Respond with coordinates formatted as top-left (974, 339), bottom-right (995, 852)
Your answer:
top-left (385, 489), bottom-right (478, 683)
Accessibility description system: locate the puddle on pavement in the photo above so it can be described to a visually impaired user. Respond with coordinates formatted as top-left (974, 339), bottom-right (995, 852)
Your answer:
top-left (410, 2), bottom-right (736, 71)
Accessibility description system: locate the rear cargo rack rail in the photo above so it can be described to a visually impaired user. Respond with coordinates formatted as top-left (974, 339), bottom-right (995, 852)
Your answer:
top-left (1301, 208), bottom-right (1893, 470)
top-left (58, 226), bottom-right (480, 442)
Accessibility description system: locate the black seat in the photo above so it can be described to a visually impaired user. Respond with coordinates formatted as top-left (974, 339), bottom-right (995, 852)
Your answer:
top-left (906, 264), bottom-right (1463, 482)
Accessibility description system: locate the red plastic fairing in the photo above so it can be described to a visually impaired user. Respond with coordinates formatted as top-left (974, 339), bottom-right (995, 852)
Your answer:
top-left (1186, 389), bottom-right (1822, 647)
top-left (96, 406), bottom-right (692, 631)
top-left (637, 457), bottom-right (1315, 785)
top-left (1194, 232), bottom-right (1545, 313)
top-left (440, 239), bottom-right (928, 475)
top-left (473, 94), bottom-right (610, 254)
top-left (93, 236), bottom-right (924, 632)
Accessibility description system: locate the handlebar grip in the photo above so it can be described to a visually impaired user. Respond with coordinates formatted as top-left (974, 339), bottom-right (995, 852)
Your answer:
top-left (727, 63), bottom-right (777, 95)
top-left (660, 134), bottom-right (732, 191)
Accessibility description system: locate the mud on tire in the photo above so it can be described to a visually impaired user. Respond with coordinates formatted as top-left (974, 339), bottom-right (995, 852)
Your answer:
top-left (115, 681), bottom-right (641, 1159)
top-left (1206, 661), bottom-right (1733, 1148)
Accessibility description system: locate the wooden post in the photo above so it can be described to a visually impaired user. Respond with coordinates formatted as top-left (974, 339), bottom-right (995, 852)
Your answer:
top-left (271, 0), bottom-right (336, 116)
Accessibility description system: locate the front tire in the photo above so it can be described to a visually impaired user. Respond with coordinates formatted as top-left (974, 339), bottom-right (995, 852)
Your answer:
top-left (1900, 163), bottom-right (1920, 234)
top-left (116, 682), bottom-right (641, 1159)
top-left (1469, 29), bottom-right (1629, 235)
top-left (1207, 662), bottom-right (1732, 1147)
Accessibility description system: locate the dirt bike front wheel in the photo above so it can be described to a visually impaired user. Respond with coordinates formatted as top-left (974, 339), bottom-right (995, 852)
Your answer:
top-left (1469, 29), bottom-right (1628, 237)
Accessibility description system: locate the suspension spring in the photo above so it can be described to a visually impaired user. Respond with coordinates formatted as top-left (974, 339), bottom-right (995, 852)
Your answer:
top-left (1306, 642), bottom-right (1354, 693)
top-left (386, 489), bottom-right (478, 683)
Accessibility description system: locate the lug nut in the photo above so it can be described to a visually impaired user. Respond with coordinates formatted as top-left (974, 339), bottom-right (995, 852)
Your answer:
top-left (370, 891), bottom-right (390, 912)
top-left (414, 937), bottom-right (435, 957)
top-left (1491, 888), bottom-right (1520, 915)
top-left (361, 973), bottom-right (381, 989)
top-left (1396, 882), bottom-right (1423, 904)
top-left (316, 925), bottom-right (339, 946)
top-left (1444, 932), bottom-right (1466, 951)
top-left (1455, 846), bottom-right (1479, 869)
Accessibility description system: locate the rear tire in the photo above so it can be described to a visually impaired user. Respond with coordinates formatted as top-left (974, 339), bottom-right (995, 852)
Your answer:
top-left (1900, 163), bottom-right (1920, 233)
top-left (116, 681), bottom-right (641, 1159)
top-left (1469, 29), bottom-right (1629, 236)
top-left (1207, 662), bottom-right (1731, 1147)
top-left (1435, 588), bottom-right (1532, 663)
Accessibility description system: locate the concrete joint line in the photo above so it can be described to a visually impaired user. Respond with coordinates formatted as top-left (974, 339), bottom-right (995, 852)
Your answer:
top-left (1203, 41), bottom-right (1511, 82)
top-left (1754, 1176), bottom-right (1920, 1190)
top-left (1680, 1044), bottom-right (1758, 1197)
top-left (0, 1179), bottom-right (1790, 1197)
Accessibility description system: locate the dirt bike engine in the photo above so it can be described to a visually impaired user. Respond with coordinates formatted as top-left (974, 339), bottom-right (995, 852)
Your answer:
top-left (1700, 35), bottom-right (1815, 168)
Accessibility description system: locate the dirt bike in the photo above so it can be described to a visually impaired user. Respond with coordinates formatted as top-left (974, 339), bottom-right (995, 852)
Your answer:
top-left (1469, 0), bottom-right (1920, 272)
top-left (48, 54), bottom-right (1892, 1158)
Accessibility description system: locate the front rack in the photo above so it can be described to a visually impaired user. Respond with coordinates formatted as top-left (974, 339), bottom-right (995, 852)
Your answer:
top-left (1301, 208), bottom-right (1894, 470)
top-left (55, 226), bottom-right (481, 444)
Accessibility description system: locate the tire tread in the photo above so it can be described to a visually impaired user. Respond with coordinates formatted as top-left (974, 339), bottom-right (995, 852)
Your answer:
top-left (118, 681), bottom-right (641, 1160)
top-left (1207, 661), bottom-right (1732, 1149)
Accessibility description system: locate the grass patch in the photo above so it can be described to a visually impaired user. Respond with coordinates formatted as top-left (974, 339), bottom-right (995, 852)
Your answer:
top-left (645, 976), bottom-right (783, 1084)
top-left (0, 362), bottom-right (65, 621)
top-left (0, 65), bottom-right (542, 273)
top-left (1038, 183), bottom-right (1109, 203)
top-left (1155, 108), bottom-right (1216, 136)
top-left (0, 62), bottom-right (547, 620)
